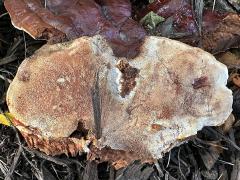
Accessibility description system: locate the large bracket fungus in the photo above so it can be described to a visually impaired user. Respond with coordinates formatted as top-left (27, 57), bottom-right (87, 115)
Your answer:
top-left (7, 35), bottom-right (232, 169)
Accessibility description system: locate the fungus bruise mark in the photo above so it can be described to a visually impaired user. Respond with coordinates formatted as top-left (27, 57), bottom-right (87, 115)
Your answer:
top-left (157, 106), bottom-right (173, 119)
top-left (12, 118), bottom-right (26, 127)
top-left (116, 60), bottom-right (139, 98)
top-left (18, 70), bottom-right (30, 82)
top-left (151, 124), bottom-right (162, 131)
top-left (192, 76), bottom-right (209, 89)
top-left (168, 71), bottom-right (181, 95)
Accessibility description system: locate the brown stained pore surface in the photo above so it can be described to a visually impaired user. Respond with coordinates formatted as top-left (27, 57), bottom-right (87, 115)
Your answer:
top-left (7, 37), bottom-right (103, 139)
top-left (192, 76), bottom-right (209, 89)
top-left (4, 0), bottom-right (146, 58)
top-left (116, 60), bottom-right (139, 97)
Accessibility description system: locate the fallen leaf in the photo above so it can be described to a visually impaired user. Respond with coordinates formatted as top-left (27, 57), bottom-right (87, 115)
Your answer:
top-left (220, 113), bottom-right (235, 133)
top-left (201, 169), bottom-right (218, 179)
top-left (198, 146), bottom-right (221, 170)
top-left (228, 0), bottom-right (240, 11)
top-left (217, 51), bottom-right (240, 67)
top-left (140, 11), bottom-right (165, 29)
top-left (137, 0), bottom-right (240, 54)
top-left (4, 0), bottom-right (146, 58)
top-left (231, 153), bottom-right (240, 180)
top-left (137, 0), bottom-right (198, 34)
top-left (202, 13), bottom-right (240, 54)
top-left (230, 73), bottom-right (240, 87)
top-left (0, 113), bottom-right (13, 126)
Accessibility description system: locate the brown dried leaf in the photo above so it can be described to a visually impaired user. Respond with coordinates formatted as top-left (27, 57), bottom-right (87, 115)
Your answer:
top-left (220, 113), bottom-right (235, 133)
top-left (198, 146), bottom-right (221, 170)
top-left (202, 14), bottom-right (240, 54)
top-left (139, 0), bottom-right (197, 34)
top-left (217, 51), bottom-right (240, 67)
top-left (228, 0), bottom-right (240, 11)
top-left (231, 153), bottom-right (240, 180)
top-left (4, 0), bottom-right (146, 58)
top-left (88, 146), bottom-right (145, 170)
top-left (138, 0), bottom-right (240, 54)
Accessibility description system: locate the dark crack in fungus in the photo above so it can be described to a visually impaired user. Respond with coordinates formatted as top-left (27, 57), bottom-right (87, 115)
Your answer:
top-left (116, 60), bottom-right (139, 98)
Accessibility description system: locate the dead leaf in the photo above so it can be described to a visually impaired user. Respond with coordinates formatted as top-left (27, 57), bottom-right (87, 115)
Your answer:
top-left (137, 0), bottom-right (240, 54)
top-left (231, 153), bottom-right (240, 180)
top-left (202, 13), bottom-right (240, 54)
top-left (140, 11), bottom-right (165, 29)
top-left (138, 0), bottom-right (197, 34)
top-left (220, 113), bottom-right (235, 133)
top-left (228, 0), bottom-right (240, 11)
top-left (201, 168), bottom-right (218, 179)
top-left (217, 51), bottom-right (240, 67)
top-left (198, 146), bottom-right (221, 170)
top-left (4, 0), bottom-right (146, 58)
top-left (0, 112), bottom-right (13, 126)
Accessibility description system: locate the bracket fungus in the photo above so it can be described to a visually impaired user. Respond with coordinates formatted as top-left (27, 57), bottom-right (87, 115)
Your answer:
top-left (7, 35), bottom-right (232, 169)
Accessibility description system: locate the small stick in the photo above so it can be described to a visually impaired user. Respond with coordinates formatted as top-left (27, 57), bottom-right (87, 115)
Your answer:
top-left (0, 13), bottom-right (8, 19)
top-left (5, 145), bottom-right (23, 179)
top-left (91, 70), bottom-right (102, 139)
top-left (212, 0), bottom-right (216, 11)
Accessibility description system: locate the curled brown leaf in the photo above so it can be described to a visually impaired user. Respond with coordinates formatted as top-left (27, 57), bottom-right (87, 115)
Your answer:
top-left (4, 0), bottom-right (146, 58)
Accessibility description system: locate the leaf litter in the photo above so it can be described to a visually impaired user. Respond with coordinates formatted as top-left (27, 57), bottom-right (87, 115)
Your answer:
top-left (0, 0), bottom-right (240, 179)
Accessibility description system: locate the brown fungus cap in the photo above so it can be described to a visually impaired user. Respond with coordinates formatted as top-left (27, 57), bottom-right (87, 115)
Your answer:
top-left (4, 0), bottom-right (146, 58)
top-left (7, 35), bottom-right (232, 168)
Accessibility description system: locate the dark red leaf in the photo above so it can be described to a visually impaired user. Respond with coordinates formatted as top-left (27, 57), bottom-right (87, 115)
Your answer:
top-left (137, 0), bottom-right (240, 54)
top-left (4, 0), bottom-right (146, 58)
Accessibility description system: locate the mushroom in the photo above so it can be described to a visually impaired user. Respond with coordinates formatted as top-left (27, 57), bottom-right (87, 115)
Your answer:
top-left (7, 35), bottom-right (232, 169)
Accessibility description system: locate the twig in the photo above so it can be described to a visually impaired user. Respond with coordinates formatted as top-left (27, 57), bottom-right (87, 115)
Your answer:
top-left (91, 70), bottom-right (102, 139)
top-left (206, 127), bottom-right (240, 151)
top-left (218, 159), bottom-right (235, 166)
top-left (50, 163), bottom-right (61, 180)
top-left (22, 32), bottom-right (27, 59)
top-left (6, 38), bottom-right (22, 57)
top-left (195, 137), bottom-right (228, 150)
top-left (194, 0), bottom-right (204, 47)
top-left (44, 0), bottom-right (47, 8)
top-left (13, 127), bottom-right (44, 179)
top-left (178, 148), bottom-right (186, 180)
top-left (0, 56), bottom-right (17, 66)
top-left (154, 161), bottom-right (164, 178)
top-left (23, 147), bottom-right (69, 167)
top-left (0, 160), bottom-right (8, 177)
top-left (212, 0), bottom-right (216, 11)
top-left (166, 150), bottom-right (171, 168)
top-left (0, 38), bottom-right (9, 45)
top-left (4, 145), bottom-right (23, 180)
top-left (0, 13), bottom-right (8, 19)
top-left (217, 173), bottom-right (223, 180)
